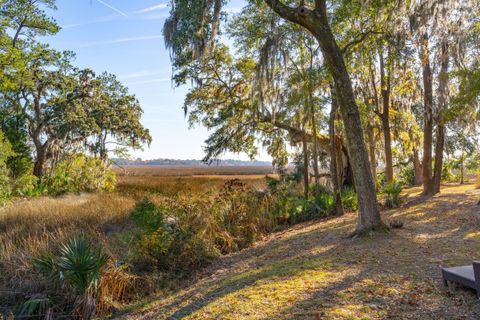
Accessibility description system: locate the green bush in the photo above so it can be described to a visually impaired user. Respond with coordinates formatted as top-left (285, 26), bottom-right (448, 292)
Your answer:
top-left (0, 132), bottom-right (14, 203)
top-left (399, 163), bottom-right (416, 186)
top-left (130, 198), bottom-right (217, 274)
top-left (44, 154), bottom-right (116, 195)
top-left (382, 181), bottom-right (403, 208)
top-left (341, 187), bottom-right (358, 211)
top-left (31, 234), bottom-right (109, 320)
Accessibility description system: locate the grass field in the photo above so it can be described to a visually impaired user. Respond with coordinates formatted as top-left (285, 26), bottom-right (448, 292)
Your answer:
top-left (0, 166), bottom-right (272, 313)
top-left (114, 165), bottom-right (275, 177)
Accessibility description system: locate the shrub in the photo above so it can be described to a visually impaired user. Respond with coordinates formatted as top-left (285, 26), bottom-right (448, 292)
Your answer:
top-left (341, 187), bottom-right (358, 211)
top-left (31, 234), bottom-right (109, 319)
top-left (0, 132), bottom-right (14, 203)
top-left (44, 154), bottom-right (116, 195)
top-left (130, 198), bottom-right (217, 274)
top-left (382, 181), bottom-right (403, 208)
top-left (399, 163), bottom-right (416, 186)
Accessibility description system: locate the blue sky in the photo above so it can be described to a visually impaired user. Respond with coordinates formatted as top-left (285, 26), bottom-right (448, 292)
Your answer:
top-left (43, 0), bottom-right (267, 161)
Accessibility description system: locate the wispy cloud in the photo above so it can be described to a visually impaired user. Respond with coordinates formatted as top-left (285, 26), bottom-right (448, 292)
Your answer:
top-left (80, 35), bottom-right (163, 47)
top-left (135, 3), bottom-right (168, 14)
top-left (95, 0), bottom-right (128, 17)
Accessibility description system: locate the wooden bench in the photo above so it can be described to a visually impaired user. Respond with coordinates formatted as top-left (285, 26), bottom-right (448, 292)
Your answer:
top-left (442, 261), bottom-right (480, 298)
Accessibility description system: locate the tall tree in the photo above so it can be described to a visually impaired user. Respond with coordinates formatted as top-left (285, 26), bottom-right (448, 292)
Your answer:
top-left (263, 0), bottom-right (386, 234)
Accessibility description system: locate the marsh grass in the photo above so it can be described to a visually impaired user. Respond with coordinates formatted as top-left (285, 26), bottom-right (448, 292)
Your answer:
top-left (0, 193), bottom-right (136, 308)
top-left (0, 170), bottom-right (269, 315)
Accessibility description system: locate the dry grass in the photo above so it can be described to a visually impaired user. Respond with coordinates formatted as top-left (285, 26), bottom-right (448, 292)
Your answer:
top-left (0, 193), bottom-right (137, 306)
top-left (0, 167), bottom-right (269, 312)
top-left (114, 165), bottom-right (275, 177)
top-left (118, 183), bottom-right (480, 320)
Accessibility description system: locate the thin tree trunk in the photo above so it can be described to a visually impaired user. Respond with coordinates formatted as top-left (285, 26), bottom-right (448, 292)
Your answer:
top-left (413, 148), bottom-right (423, 186)
top-left (433, 41), bottom-right (449, 194)
top-left (310, 111), bottom-right (320, 192)
top-left (367, 124), bottom-right (377, 185)
top-left (460, 159), bottom-right (464, 184)
top-left (379, 49), bottom-right (394, 184)
top-left (330, 86), bottom-right (344, 216)
top-left (420, 33), bottom-right (435, 195)
top-left (302, 133), bottom-right (309, 199)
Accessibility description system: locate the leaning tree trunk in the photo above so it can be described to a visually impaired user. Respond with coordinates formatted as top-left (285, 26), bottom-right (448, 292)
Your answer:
top-left (433, 41), bottom-right (449, 194)
top-left (302, 132), bottom-right (309, 199)
top-left (329, 86), bottom-right (344, 216)
top-left (420, 33), bottom-right (435, 195)
top-left (264, 0), bottom-right (386, 235)
top-left (312, 14), bottom-right (385, 235)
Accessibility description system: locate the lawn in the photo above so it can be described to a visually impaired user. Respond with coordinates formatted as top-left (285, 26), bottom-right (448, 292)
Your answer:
top-left (118, 183), bottom-right (480, 320)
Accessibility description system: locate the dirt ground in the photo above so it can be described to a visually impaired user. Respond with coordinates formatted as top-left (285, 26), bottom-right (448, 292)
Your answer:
top-left (118, 183), bottom-right (480, 320)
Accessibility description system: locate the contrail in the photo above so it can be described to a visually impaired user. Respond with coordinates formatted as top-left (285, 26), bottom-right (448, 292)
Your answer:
top-left (95, 0), bottom-right (128, 17)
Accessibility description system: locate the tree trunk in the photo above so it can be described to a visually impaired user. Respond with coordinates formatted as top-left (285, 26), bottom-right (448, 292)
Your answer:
top-left (433, 41), bottom-right (449, 194)
top-left (460, 162), bottom-right (464, 185)
top-left (310, 112), bottom-right (320, 193)
top-left (379, 49), bottom-right (394, 184)
top-left (367, 124), bottom-right (377, 186)
top-left (302, 133), bottom-right (309, 199)
top-left (330, 86), bottom-right (344, 216)
top-left (312, 19), bottom-right (385, 235)
top-left (264, 0), bottom-right (386, 235)
top-left (413, 148), bottom-right (423, 186)
top-left (33, 142), bottom-right (47, 178)
top-left (420, 33), bottom-right (435, 195)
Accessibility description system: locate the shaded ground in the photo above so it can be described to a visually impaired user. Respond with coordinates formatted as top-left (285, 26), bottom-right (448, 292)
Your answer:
top-left (118, 184), bottom-right (480, 320)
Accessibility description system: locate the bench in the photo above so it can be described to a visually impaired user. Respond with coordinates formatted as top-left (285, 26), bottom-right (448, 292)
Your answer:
top-left (442, 261), bottom-right (480, 298)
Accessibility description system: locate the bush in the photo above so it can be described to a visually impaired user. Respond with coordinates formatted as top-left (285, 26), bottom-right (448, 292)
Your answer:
top-left (0, 130), bottom-right (38, 203)
top-left (44, 154), bottom-right (116, 195)
top-left (0, 132), bottom-right (14, 203)
top-left (399, 163), bottom-right (416, 186)
top-left (341, 187), bottom-right (358, 211)
top-left (31, 234), bottom-right (108, 319)
top-left (130, 198), bottom-right (217, 274)
top-left (382, 181), bottom-right (403, 208)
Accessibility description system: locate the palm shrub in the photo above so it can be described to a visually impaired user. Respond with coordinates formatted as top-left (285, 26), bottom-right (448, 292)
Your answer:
top-left (341, 187), bottom-right (358, 211)
top-left (382, 181), bottom-right (403, 208)
top-left (31, 234), bottom-right (108, 319)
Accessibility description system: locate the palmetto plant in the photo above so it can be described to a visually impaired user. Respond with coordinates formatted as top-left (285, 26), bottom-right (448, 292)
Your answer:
top-left (32, 234), bottom-right (108, 319)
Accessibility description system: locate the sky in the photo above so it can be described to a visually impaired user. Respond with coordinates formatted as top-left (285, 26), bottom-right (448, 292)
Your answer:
top-left (43, 0), bottom-right (269, 161)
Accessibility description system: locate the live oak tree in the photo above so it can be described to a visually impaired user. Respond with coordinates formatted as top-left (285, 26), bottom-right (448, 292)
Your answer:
top-left (0, 0), bottom-right (151, 179)
top-left (164, 0), bottom-right (392, 235)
